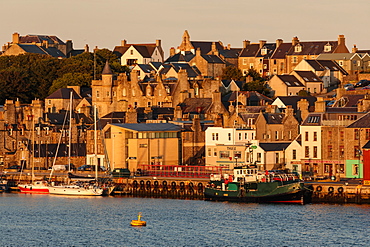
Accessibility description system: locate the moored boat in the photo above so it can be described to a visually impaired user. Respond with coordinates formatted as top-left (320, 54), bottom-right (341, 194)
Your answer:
top-left (18, 181), bottom-right (49, 194)
top-left (204, 166), bottom-right (312, 204)
top-left (49, 181), bottom-right (104, 196)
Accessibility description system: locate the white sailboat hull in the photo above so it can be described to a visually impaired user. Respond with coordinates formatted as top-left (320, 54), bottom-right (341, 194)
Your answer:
top-left (49, 185), bottom-right (103, 196)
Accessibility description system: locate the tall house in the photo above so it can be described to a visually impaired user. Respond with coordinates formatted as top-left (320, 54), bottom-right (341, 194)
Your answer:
top-left (113, 39), bottom-right (164, 67)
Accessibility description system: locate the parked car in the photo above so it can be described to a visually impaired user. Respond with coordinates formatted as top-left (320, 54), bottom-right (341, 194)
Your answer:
top-left (344, 83), bottom-right (354, 90)
top-left (112, 168), bottom-right (131, 178)
top-left (355, 79), bottom-right (370, 88)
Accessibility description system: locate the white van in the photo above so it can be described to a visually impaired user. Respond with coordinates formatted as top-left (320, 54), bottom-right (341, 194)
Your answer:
top-left (53, 165), bottom-right (67, 171)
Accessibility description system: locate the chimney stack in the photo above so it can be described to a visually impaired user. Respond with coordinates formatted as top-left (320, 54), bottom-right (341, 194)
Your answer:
top-left (243, 40), bottom-right (250, 49)
top-left (12, 32), bottom-right (20, 44)
top-left (276, 39), bottom-right (283, 47)
top-left (352, 44), bottom-right (358, 53)
top-left (121, 40), bottom-right (127, 46)
top-left (292, 36), bottom-right (299, 46)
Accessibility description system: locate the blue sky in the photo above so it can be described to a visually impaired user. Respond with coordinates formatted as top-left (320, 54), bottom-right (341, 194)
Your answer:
top-left (0, 0), bottom-right (368, 57)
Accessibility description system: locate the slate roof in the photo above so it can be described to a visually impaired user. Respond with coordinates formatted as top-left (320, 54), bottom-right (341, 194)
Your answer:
top-left (346, 112), bottom-right (370, 128)
top-left (190, 41), bottom-right (224, 54)
top-left (169, 63), bottom-right (200, 78)
top-left (218, 48), bottom-right (242, 58)
top-left (164, 52), bottom-right (195, 63)
top-left (287, 41), bottom-right (338, 55)
top-left (46, 88), bottom-right (82, 100)
top-left (19, 44), bottom-right (66, 58)
top-left (180, 98), bottom-right (213, 114)
top-left (200, 54), bottom-right (225, 64)
top-left (137, 64), bottom-right (155, 73)
top-left (19, 35), bottom-right (65, 45)
top-left (271, 43), bottom-right (292, 59)
top-left (336, 94), bottom-right (366, 107)
top-left (274, 96), bottom-right (317, 112)
top-left (263, 113), bottom-right (285, 124)
top-left (275, 75), bottom-right (304, 87)
top-left (239, 44), bottom-right (261, 57)
top-left (102, 61), bottom-right (113, 75)
top-left (294, 71), bottom-right (322, 82)
top-left (303, 60), bottom-right (348, 75)
top-left (113, 43), bottom-right (158, 58)
top-left (256, 43), bottom-right (277, 58)
top-left (301, 113), bottom-right (323, 126)
top-left (259, 142), bottom-right (291, 152)
top-left (111, 123), bottom-right (181, 132)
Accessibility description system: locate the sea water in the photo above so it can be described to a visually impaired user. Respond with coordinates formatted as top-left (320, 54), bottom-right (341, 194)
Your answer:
top-left (0, 193), bottom-right (369, 246)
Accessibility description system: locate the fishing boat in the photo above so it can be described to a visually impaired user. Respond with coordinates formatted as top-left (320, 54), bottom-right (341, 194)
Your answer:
top-left (204, 166), bottom-right (312, 204)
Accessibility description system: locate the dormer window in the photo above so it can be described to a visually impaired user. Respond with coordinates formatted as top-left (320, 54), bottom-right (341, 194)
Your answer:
top-left (324, 43), bottom-right (332, 52)
top-left (294, 44), bottom-right (302, 53)
top-left (261, 48), bottom-right (267, 55)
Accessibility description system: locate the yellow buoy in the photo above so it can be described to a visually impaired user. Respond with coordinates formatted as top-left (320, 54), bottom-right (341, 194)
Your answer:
top-left (131, 212), bottom-right (146, 227)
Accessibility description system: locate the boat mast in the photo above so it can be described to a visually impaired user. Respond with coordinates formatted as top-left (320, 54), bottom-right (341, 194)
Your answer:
top-left (68, 90), bottom-right (72, 172)
top-left (94, 105), bottom-right (98, 180)
top-left (31, 115), bottom-right (35, 183)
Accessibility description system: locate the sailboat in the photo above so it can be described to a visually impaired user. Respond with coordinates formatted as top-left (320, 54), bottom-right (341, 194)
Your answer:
top-left (18, 117), bottom-right (49, 194)
top-left (48, 91), bottom-right (104, 196)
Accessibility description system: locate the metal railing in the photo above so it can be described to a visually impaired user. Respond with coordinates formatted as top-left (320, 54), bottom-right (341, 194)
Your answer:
top-left (137, 164), bottom-right (224, 178)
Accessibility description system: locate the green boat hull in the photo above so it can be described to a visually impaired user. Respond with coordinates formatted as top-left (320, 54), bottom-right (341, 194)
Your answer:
top-left (204, 180), bottom-right (312, 204)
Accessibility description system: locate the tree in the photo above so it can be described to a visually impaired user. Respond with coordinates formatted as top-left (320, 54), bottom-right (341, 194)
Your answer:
top-left (221, 66), bottom-right (244, 81)
top-left (242, 80), bottom-right (270, 95)
top-left (245, 68), bottom-right (263, 81)
top-left (298, 90), bottom-right (310, 96)
top-left (49, 73), bottom-right (92, 95)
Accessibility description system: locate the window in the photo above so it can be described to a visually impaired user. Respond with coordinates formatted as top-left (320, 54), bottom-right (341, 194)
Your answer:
top-left (234, 151), bottom-right (242, 159)
top-left (312, 146), bottom-right (317, 158)
top-left (214, 148), bottom-right (217, 157)
top-left (305, 131), bottom-right (309, 141)
top-left (339, 145), bottom-right (344, 158)
top-left (328, 145), bottom-right (333, 158)
top-left (324, 164), bottom-right (331, 173)
top-left (257, 153), bottom-right (261, 162)
top-left (96, 90), bottom-right (100, 98)
top-left (353, 164), bottom-right (359, 176)
top-left (339, 164), bottom-right (344, 173)
top-left (228, 133), bottom-right (231, 141)
top-left (366, 129), bottom-right (370, 140)
top-left (243, 59), bottom-right (247, 65)
top-left (249, 63), bottom-right (254, 69)
top-left (147, 102), bottom-right (151, 107)
top-left (275, 131), bottom-right (279, 140)
top-left (219, 151), bottom-right (230, 159)
top-left (292, 149), bottom-right (297, 160)
top-left (130, 50), bottom-right (133, 55)
top-left (244, 133), bottom-right (248, 140)
top-left (340, 131), bottom-right (344, 141)
top-left (305, 146), bottom-right (309, 158)
top-left (354, 129), bottom-right (360, 140)
top-left (354, 146), bottom-right (360, 157)
top-left (123, 88), bottom-right (127, 97)
top-left (292, 56), bottom-right (298, 63)
top-left (313, 132), bottom-right (317, 141)
top-left (238, 133), bottom-right (242, 140)
top-left (208, 148), bottom-right (212, 157)
top-left (294, 44), bottom-right (302, 53)
top-left (328, 131), bottom-right (332, 140)
top-left (48, 100), bottom-right (51, 105)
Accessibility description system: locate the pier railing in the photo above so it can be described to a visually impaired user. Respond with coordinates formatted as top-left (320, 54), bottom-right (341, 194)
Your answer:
top-left (137, 164), bottom-right (223, 178)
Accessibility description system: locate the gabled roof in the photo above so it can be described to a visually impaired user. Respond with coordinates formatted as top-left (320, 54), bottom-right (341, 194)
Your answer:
top-left (275, 75), bottom-right (304, 87)
top-left (111, 123), bottom-right (181, 132)
top-left (303, 60), bottom-right (347, 75)
top-left (46, 88), bottom-right (81, 99)
top-left (347, 112), bottom-right (370, 128)
top-left (336, 94), bottom-right (366, 107)
top-left (259, 142), bottom-right (291, 151)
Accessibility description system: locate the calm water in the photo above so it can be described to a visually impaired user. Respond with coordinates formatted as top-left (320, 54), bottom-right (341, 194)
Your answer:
top-left (1, 193), bottom-right (369, 247)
